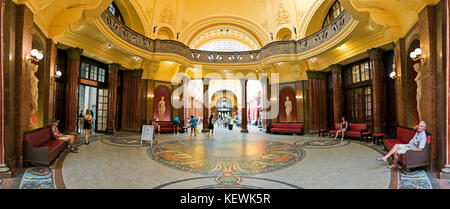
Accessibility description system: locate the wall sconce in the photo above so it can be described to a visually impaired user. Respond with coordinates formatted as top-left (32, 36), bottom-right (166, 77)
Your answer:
top-left (389, 71), bottom-right (397, 79)
top-left (270, 97), bottom-right (277, 101)
top-left (296, 96), bottom-right (303, 99)
top-left (410, 48), bottom-right (426, 65)
top-left (28, 49), bottom-right (43, 64)
top-left (55, 70), bottom-right (62, 78)
top-left (148, 94), bottom-right (154, 98)
top-left (173, 95), bottom-right (180, 100)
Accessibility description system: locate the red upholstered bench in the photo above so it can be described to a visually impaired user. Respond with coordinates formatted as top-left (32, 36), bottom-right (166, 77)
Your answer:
top-left (157, 121), bottom-right (182, 133)
top-left (269, 123), bottom-right (304, 135)
top-left (383, 126), bottom-right (432, 171)
top-left (23, 126), bottom-right (68, 166)
top-left (329, 123), bottom-right (368, 139)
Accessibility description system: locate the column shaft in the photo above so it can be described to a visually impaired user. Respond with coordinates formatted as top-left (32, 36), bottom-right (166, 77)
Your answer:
top-left (307, 71), bottom-right (327, 133)
top-left (330, 65), bottom-right (343, 125)
top-left (107, 63), bottom-right (120, 132)
top-left (65, 48), bottom-right (83, 134)
top-left (240, 78), bottom-right (248, 133)
top-left (202, 79), bottom-right (210, 132)
top-left (368, 48), bottom-right (385, 133)
top-left (441, 0), bottom-right (450, 179)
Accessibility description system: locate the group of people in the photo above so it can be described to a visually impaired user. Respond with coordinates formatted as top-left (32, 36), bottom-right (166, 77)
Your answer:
top-left (333, 116), bottom-right (428, 169)
top-left (150, 114), bottom-right (216, 137)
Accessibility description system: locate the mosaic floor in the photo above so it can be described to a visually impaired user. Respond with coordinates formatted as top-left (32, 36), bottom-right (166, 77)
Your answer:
top-left (2, 125), bottom-right (445, 189)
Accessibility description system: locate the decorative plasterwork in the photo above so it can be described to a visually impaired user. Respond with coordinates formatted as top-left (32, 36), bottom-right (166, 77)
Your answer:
top-left (160, 2), bottom-right (175, 25)
top-left (15, 0), bottom-right (111, 41)
top-left (276, 3), bottom-right (290, 25)
top-left (348, 0), bottom-right (440, 39)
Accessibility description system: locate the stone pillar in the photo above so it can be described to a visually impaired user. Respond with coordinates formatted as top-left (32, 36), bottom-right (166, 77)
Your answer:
top-left (306, 71), bottom-right (327, 133)
top-left (43, 39), bottom-right (57, 126)
top-left (0, 0), bottom-right (11, 178)
top-left (65, 47), bottom-right (83, 134)
top-left (368, 48), bottom-right (385, 133)
top-left (330, 64), bottom-right (343, 125)
top-left (441, 0), bottom-right (450, 179)
top-left (107, 63), bottom-right (120, 132)
top-left (14, 5), bottom-right (33, 168)
top-left (202, 78), bottom-right (210, 132)
top-left (260, 75), bottom-right (269, 128)
top-left (182, 76), bottom-right (190, 123)
top-left (240, 78), bottom-right (249, 133)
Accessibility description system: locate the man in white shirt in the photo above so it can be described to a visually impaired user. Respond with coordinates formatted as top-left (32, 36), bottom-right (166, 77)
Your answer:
top-left (376, 121), bottom-right (427, 169)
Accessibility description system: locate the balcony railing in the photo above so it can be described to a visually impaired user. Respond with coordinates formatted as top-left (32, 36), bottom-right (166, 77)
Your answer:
top-left (101, 10), bottom-right (352, 64)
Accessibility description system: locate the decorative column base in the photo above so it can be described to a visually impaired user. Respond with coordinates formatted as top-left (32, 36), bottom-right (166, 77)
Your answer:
top-left (240, 129), bottom-right (249, 133)
top-left (0, 164), bottom-right (11, 179)
top-left (440, 165), bottom-right (450, 179)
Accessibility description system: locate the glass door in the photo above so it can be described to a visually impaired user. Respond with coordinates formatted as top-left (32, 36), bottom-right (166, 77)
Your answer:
top-left (96, 89), bottom-right (109, 132)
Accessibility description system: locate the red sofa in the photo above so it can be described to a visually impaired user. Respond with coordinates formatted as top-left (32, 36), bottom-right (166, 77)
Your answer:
top-left (329, 123), bottom-right (368, 139)
top-left (383, 127), bottom-right (431, 171)
top-left (269, 123), bottom-right (304, 135)
top-left (23, 126), bottom-right (67, 166)
top-left (157, 121), bottom-right (183, 133)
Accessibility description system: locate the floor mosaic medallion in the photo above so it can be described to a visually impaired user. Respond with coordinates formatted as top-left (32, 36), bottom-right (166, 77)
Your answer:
top-left (148, 139), bottom-right (305, 176)
top-left (295, 139), bottom-right (350, 149)
top-left (19, 167), bottom-right (55, 189)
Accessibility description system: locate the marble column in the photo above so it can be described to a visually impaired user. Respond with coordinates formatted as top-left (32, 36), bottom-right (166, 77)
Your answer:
top-left (260, 75), bottom-right (268, 128)
top-left (330, 64), bottom-right (343, 125)
top-left (0, 0), bottom-right (11, 178)
top-left (306, 71), bottom-right (327, 133)
top-left (14, 5), bottom-right (33, 168)
top-left (240, 78), bottom-right (249, 133)
top-left (107, 63), bottom-right (120, 132)
top-left (368, 48), bottom-right (385, 133)
top-left (64, 48), bottom-right (83, 134)
top-left (440, 0), bottom-right (450, 179)
top-left (202, 78), bottom-right (210, 132)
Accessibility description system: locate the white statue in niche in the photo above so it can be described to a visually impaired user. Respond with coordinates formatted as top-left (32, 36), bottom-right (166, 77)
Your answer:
top-left (413, 63), bottom-right (423, 120)
top-left (285, 96), bottom-right (292, 122)
top-left (158, 96), bottom-right (166, 121)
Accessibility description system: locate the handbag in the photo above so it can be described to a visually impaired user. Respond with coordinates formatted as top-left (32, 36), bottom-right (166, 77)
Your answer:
top-left (194, 127), bottom-right (198, 135)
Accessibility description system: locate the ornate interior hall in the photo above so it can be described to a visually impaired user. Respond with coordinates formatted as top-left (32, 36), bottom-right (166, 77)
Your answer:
top-left (1, 0), bottom-right (450, 190)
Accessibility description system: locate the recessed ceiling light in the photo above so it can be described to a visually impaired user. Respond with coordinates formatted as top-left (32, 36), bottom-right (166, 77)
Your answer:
top-left (134, 56), bottom-right (140, 61)
top-left (311, 58), bottom-right (316, 62)
top-left (107, 44), bottom-right (112, 49)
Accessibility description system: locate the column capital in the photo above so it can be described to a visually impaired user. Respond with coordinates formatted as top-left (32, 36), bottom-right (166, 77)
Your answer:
top-left (367, 48), bottom-right (384, 61)
top-left (67, 48), bottom-right (83, 61)
top-left (131, 69), bottom-right (143, 78)
top-left (329, 64), bottom-right (343, 74)
top-left (306, 71), bottom-right (327, 80)
top-left (109, 63), bottom-right (121, 74)
top-left (203, 78), bottom-right (211, 85)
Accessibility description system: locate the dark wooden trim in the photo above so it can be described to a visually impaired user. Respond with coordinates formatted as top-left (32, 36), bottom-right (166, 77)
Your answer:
top-left (0, 0), bottom-right (4, 165)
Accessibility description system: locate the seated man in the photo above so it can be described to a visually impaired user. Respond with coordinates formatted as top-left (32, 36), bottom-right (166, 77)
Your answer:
top-left (151, 118), bottom-right (160, 135)
top-left (376, 121), bottom-right (427, 169)
top-left (51, 119), bottom-right (78, 153)
top-left (173, 116), bottom-right (180, 134)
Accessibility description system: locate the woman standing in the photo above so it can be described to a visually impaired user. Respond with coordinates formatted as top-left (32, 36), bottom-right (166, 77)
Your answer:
top-left (208, 114), bottom-right (215, 137)
top-left (83, 109), bottom-right (93, 145)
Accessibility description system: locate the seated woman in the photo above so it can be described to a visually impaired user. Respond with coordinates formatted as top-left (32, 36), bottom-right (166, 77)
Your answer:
top-left (151, 118), bottom-right (160, 135)
top-left (376, 121), bottom-right (428, 169)
top-left (334, 116), bottom-right (348, 142)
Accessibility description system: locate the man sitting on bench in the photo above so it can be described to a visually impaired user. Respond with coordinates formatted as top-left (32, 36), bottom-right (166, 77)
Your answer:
top-left (376, 121), bottom-right (427, 169)
top-left (51, 119), bottom-right (78, 153)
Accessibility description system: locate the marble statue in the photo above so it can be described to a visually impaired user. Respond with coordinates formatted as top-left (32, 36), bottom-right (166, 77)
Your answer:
top-left (158, 96), bottom-right (166, 121)
top-left (413, 63), bottom-right (423, 121)
top-left (285, 96), bottom-right (292, 122)
top-left (24, 60), bottom-right (39, 129)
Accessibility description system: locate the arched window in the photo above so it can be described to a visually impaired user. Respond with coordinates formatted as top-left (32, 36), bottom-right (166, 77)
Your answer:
top-left (322, 1), bottom-right (343, 28)
top-left (108, 1), bottom-right (125, 24)
top-left (198, 39), bottom-right (251, 52)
